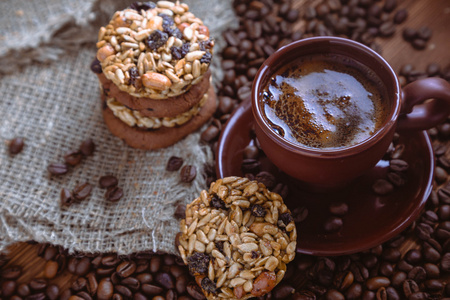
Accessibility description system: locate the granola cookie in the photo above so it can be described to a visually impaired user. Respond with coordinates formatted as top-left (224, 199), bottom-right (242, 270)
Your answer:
top-left (177, 177), bottom-right (297, 300)
top-left (96, 1), bottom-right (214, 99)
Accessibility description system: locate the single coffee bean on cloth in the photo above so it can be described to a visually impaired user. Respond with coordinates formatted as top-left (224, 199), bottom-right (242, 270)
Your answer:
top-left (177, 176), bottom-right (297, 300)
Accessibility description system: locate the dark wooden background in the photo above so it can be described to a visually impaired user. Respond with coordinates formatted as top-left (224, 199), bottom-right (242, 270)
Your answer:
top-left (2, 0), bottom-right (450, 296)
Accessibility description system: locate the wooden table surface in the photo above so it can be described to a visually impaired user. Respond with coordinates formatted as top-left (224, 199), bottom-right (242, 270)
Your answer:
top-left (2, 0), bottom-right (450, 297)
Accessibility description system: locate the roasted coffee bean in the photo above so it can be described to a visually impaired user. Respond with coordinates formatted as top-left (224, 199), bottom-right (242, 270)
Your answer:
top-left (417, 26), bottom-right (432, 40)
top-left (323, 216), bottom-right (343, 232)
top-left (114, 285), bottom-right (132, 298)
top-left (116, 261), bottom-right (136, 278)
top-left (72, 277), bottom-right (88, 291)
top-left (438, 205), bottom-right (450, 221)
top-left (345, 282), bottom-right (363, 299)
top-left (48, 162), bottom-right (69, 175)
top-left (72, 182), bottom-right (93, 201)
top-left (86, 272), bottom-right (98, 296)
top-left (105, 186), bottom-right (124, 202)
top-left (180, 165), bottom-right (196, 183)
top-left (390, 159), bottom-right (409, 172)
top-left (393, 8), bottom-right (408, 23)
top-left (59, 288), bottom-right (72, 300)
top-left (17, 283), bottom-right (31, 297)
top-left (329, 202), bottom-right (348, 216)
top-left (1, 266), bottom-right (22, 279)
top-left (29, 278), bottom-right (47, 291)
top-left (426, 63), bottom-right (441, 76)
top-left (291, 206), bottom-right (308, 223)
top-left (255, 171), bottom-right (276, 189)
top-left (150, 255), bottom-right (162, 273)
top-left (80, 138), bottom-right (96, 156)
top-left (186, 282), bottom-right (206, 300)
top-left (99, 175), bottom-right (119, 188)
top-left (134, 293), bottom-right (147, 300)
top-left (435, 166), bottom-right (448, 183)
top-left (423, 244), bottom-right (441, 263)
top-left (75, 257), bottom-right (92, 276)
top-left (424, 279), bottom-right (443, 292)
top-left (372, 179), bottom-right (393, 195)
top-left (362, 254), bottom-right (377, 269)
top-left (379, 261), bottom-right (394, 277)
top-left (403, 279), bottom-right (419, 297)
top-left (272, 283), bottom-right (295, 299)
top-left (403, 27), bottom-right (417, 41)
top-left (412, 38), bottom-right (427, 50)
top-left (416, 222), bottom-right (433, 240)
top-left (1, 280), bottom-right (16, 298)
top-left (383, 0), bottom-right (397, 12)
top-left (387, 171), bottom-right (407, 186)
top-left (98, 278), bottom-right (114, 300)
top-left (8, 137), bottom-right (25, 155)
top-left (166, 156), bottom-right (184, 171)
top-left (25, 292), bottom-right (46, 300)
top-left (142, 283), bottom-right (164, 295)
top-left (350, 262), bottom-right (369, 283)
top-left (243, 145), bottom-right (259, 160)
top-left (201, 125), bottom-right (220, 142)
top-left (241, 158), bottom-right (261, 173)
top-left (424, 263), bottom-right (440, 278)
top-left (174, 204), bottom-right (186, 219)
top-left (334, 271), bottom-right (354, 291)
top-left (405, 249), bottom-right (422, 264)
top-left (44, 260), bottom-right (59, 279)
top-left (64, 150), bottom-right (83, 166)
top-left (391, 271), bottom-right (407, 287)
top-left (60, 188), bottom-right (73, 206)
top-left (440, 252), bottom-right (450, 272)
top-left (325, 289), bottom-right (345, 300)
top-left (237, 85), bottom-right (252, 102)
top-left (77, 291), bottom-right (94, 300)
top-left (155, 272), bottom-right (175, 289)
top-left (366, 277), bottom-right (390, 290)
top-left (120, 277), bottom-right (140, 291)
top-left (408, 266), bottom-right (427, 283)
top-left (102, 254), bottom-right (120, 267)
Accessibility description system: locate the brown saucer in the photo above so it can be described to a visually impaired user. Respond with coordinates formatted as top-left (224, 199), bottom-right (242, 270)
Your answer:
top-left (216, 100), bottom-right (434, 256)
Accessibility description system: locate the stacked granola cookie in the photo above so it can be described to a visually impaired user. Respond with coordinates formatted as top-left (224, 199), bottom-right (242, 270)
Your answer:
top-left (178, 177), bottom-right (297, 300)
top-left (93, 1), bottom-right (216, 149)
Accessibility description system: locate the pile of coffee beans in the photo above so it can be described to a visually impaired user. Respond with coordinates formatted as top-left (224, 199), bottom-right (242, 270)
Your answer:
top-left (200, 0), bottom-right (450, 299)
top-left (165, 156), bottom-right (197, 183)
top-left (402, 26), bottom-right (433, 50)
top-left (399, 63), bottom-right (450, 87)
top-left (301, 0), bottom-right (408, 54)
top-left (48, 138), bottom-right (96, 176)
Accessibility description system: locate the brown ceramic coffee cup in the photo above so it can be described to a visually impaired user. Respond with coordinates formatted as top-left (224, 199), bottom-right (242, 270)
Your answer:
top-left (252, 36), bottom-right (450, 187)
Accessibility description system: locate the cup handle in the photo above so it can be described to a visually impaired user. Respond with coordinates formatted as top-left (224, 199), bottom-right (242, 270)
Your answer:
top-left (397, 77), bottom-right (450, 131)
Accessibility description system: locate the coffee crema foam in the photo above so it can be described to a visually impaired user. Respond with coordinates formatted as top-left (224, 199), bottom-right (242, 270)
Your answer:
top-left (261, 54), bottom-right (388, 149)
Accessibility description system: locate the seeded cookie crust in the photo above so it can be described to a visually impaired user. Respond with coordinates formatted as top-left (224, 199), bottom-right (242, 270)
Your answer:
top-left (106, 92), bottom-right (208, 129)
top-left (96, 1), bottom-right (214, 99)
top-left (178, 177), bottom-right (297, 300)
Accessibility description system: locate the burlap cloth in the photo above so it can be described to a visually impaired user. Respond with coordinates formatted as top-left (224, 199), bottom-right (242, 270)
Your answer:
top-left (0, 0), bottom-right (237, 255)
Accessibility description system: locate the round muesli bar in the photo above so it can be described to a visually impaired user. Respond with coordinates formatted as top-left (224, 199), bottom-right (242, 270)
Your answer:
top-left (177, 177), bottom-right (297, 300)
top-left (96, 1), bottom-right (214, 99)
